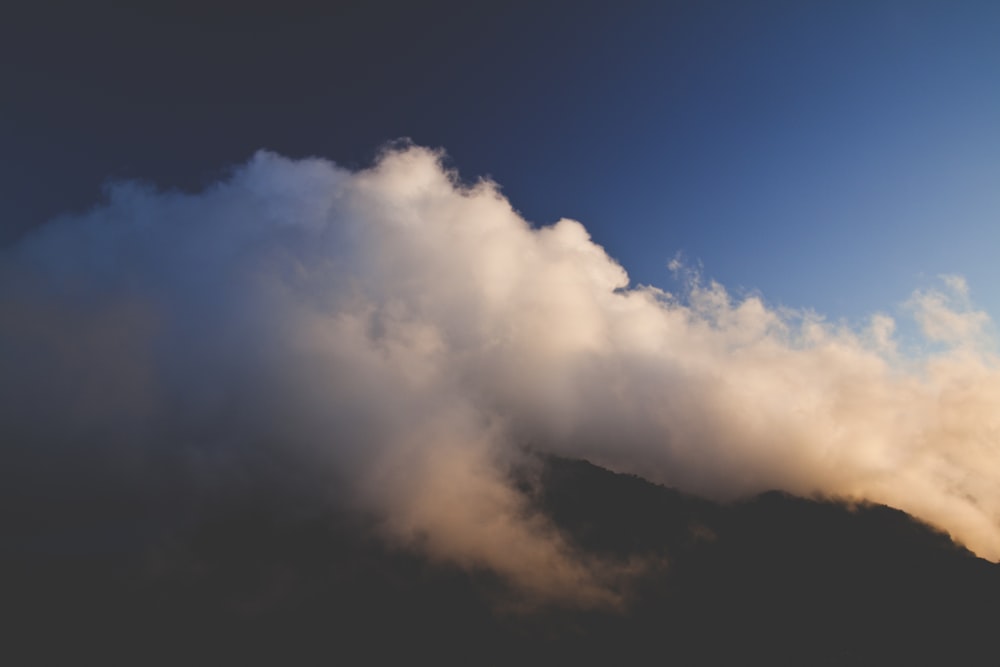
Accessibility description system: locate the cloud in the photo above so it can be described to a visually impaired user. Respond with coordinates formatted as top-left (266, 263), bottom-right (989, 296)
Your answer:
top-left (907, 274), bottom-right (992, 346)
top-left (3, 145), bottom-right (1000, 605)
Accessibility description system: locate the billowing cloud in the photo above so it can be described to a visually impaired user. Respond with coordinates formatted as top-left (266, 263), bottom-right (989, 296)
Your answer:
top-left (3, 145), bottom-right (999, 605)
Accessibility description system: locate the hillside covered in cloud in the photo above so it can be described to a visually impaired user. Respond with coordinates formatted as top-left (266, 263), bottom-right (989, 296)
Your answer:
top-left (7, 456), bottom-right (999, 666)
top-left (3, 145), bottom-right (1000, 608)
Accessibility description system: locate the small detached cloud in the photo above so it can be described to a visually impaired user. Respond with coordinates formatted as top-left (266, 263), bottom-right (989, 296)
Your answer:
top-left (908, 274), bottom-right (992, 347)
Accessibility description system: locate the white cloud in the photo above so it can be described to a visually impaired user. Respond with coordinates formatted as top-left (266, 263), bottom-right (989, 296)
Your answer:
top-left (908, 277), bottom-right (991, 346)
top-left (3, 145), bottom-right (1000, 605)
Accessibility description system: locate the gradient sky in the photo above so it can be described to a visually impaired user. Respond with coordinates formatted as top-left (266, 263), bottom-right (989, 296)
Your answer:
top-left (4, 0), bottom-right (999, 323)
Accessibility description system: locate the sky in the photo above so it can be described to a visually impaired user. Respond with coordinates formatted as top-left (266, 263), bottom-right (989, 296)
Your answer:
top-left (4, 0), bottom-right (999, 322)
top-left (3, 1), bottom-right (1000, 605)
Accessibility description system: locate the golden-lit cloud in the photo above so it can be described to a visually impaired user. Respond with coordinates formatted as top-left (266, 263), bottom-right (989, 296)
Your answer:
top-left (3, 145), bottom-right (998, 605)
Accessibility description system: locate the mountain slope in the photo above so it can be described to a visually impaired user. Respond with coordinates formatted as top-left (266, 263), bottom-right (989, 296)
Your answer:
top-left (535, 456), bottom-right (1000, 665)
top-left (6, 456), bottom-right (998, 665)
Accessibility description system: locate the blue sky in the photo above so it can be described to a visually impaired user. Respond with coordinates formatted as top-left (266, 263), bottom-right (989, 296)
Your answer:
top-left (3, 1), bottom-right (999, 323)
top-left (452, 1), bottom-right (1000, 325)
top-left (603, 2), bottom-right (1000, 323)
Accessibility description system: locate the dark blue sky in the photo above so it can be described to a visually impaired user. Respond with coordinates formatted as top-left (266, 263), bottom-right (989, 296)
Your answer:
top-left (4, 0), bottom-right (999, 322)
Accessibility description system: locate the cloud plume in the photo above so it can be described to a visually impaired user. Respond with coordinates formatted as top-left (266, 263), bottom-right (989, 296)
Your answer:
top-left (3, 145), bottom-right (999, 604)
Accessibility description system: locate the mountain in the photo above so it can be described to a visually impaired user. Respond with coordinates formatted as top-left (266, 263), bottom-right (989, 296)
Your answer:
top-left (6, 456), bottom-right (998, 666)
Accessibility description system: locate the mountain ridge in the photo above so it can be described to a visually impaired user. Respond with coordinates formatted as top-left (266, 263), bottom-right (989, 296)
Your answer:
top-left (6, 455), bottom-right (998, 665)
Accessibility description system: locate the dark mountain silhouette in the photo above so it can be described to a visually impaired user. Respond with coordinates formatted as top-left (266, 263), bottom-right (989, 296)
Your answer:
top-left (6, 455), bottom-right (999, 666)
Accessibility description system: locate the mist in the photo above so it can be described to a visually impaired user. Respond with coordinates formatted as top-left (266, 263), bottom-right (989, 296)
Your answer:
top-left (3, 145), bottom-right (998, 605)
